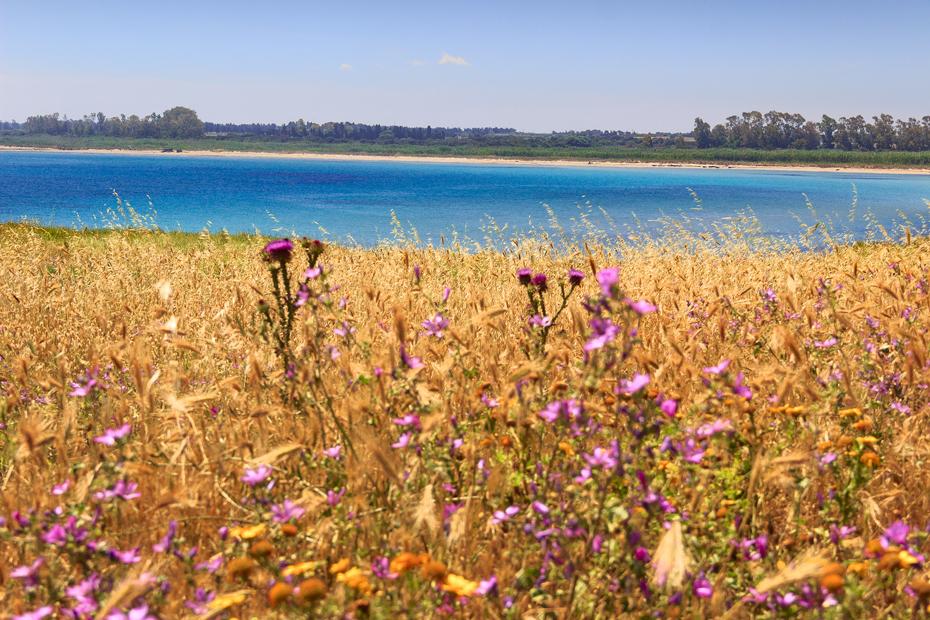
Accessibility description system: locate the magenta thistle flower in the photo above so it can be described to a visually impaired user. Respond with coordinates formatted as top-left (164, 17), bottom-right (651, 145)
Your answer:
top-left (619, 373), bottom-right (650, 395)
top-left (531, 273), bottom-right (548, 291)
top-left (568, 268), bottom-right (585, 286)
top-left (240, 464), bottom-right (272, 487)
top-left (262, 238), bottom-right (293, 263)
top-left (516, 268), bottom-right (533, 285)
top-left (94, 423), bottom-right (131, 446)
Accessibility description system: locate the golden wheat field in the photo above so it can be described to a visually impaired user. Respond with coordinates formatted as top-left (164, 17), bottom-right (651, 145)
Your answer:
top-left (3, 222), bottom-right (930, 618)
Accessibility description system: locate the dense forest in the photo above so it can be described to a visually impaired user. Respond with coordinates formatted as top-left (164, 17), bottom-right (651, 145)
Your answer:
top-left (4, 107), bottom-right (930, 152)
top-left (692, 112), bottom-right (930, 151)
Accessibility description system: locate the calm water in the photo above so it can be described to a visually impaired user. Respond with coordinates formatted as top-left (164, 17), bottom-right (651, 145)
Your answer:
top-left (1, 150), bottom-right (929, 245)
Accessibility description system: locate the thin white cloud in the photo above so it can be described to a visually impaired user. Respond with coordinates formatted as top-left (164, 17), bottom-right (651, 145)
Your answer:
top-left (438, 52), bottom-right (468, 66)
top-left (339, 63), bottom-right (353, 72)
top-left (409, 59), bottom-right (427, 67)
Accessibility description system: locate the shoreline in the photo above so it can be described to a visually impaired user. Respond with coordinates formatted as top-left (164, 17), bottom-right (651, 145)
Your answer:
top-left (3, 145), bottom-right (930, 176)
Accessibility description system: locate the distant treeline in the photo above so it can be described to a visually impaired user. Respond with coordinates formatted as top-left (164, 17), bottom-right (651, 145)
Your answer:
top-left (0, 106), bottom-right (676, 147)
top-left (5, 106), bottom-right (930, 152)
top-left (693, 112), bottom-right (930, 152)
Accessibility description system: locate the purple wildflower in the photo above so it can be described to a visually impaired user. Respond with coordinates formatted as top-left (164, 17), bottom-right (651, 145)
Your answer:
top-left (517, 268), bottom-right (533, 285)
top-left (11, 558), bottom-right (43, 589)
top-left (597, 267), bottom-right (620, 297)
top-left (399, 345), bottom-right (424, 370)
top-left (271, 499), bottom-right (306, 523)
top-left (422, 313), bottom-right (449, 338)
top-left (703, 359), bottom-right (730, 375)
top-left (491, 506), bottom-right (520, 525)
top-left (94, 423), bottom-right (131, 446)
top-left (240, 464), bottom-right (272, 487)
top-left (619, 373), bottom-right (650, 395)
top-left (625, 298), bottom-right (657, 315)
top-left (262, 238), bottom-right (293, 263)
top-left (568, 268), bottom-right (585, 286)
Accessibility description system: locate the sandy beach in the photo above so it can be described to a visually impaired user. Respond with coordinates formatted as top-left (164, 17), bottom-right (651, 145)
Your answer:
top-left (3, 145), bottom-right (930, 176)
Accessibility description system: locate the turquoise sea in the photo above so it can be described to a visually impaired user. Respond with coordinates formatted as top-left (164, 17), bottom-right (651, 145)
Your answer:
top-left (1, 150), bottom-right (929, 245)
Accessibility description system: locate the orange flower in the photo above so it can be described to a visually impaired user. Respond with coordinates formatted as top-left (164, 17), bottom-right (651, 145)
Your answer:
top-left (249, 539), bottom-right (275, 558)
top-left (226, 557), bottom-right (256, 581)
top-left (296, 577), bottom-right (327, 603)
top-left (860, 451), bottom-right (881, 467)
top-left (421, 560), bottom-right (448, 581)
top-left (268, 582), bottom-right (292, 608)
top-left (389, 552), bottom-right (426, 575)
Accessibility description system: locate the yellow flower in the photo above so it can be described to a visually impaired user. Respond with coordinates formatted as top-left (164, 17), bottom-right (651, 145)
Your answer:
top-left (228, 523), bottom-right (267, 540)
top-left (839, 407), bottom-right (862, 418)
top-left (856, 435), bottom-right (879, 446)
top-left (207, 589), bottom-right (251, 611)
top-left (337, 567), bottom-right (372, 595)
top-left (282, 561), bottom-right (319, 578)
top-left (899, 550), bottom-right (920, 568)
top-left (441, 573), bottom-right (479, 597)
top-left (329, 558), bottom-right (351, 575)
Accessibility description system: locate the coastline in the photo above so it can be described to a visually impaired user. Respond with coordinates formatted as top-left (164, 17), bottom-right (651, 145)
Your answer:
top-left (3, 145), bottom-right (930, 176)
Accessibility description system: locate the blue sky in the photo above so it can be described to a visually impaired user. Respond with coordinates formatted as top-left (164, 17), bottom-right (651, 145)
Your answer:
top-left (2, 0), bottom-right (929, 131)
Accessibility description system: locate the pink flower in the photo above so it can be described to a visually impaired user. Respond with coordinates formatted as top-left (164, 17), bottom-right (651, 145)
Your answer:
top-left (271, 499), bottom-right (306, 523)
top-left (659, 399), bottom-right (678, 417)
top-left (619, 373), bottom-right (650, 395)
top-left (625, 298), bottom-right (657, 315)
top-left (392, 433), bottom-right (411, 449)
top-left (240, 464), bottom-right (272, 486)
top-left (94, 423), bottom-right (131, 446)
top-left (597, 268), bottom-right (620, 297)
top-left (399, 345), bottom-right (423, 370)
top-left (13, 607), bottom-right (54, 620)
top-left (52, 479), bottom-right (72, 496)
top-left (323, 445), bottom-right (342, 460)
top-left (703, 359), bottom-right (730, 375)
